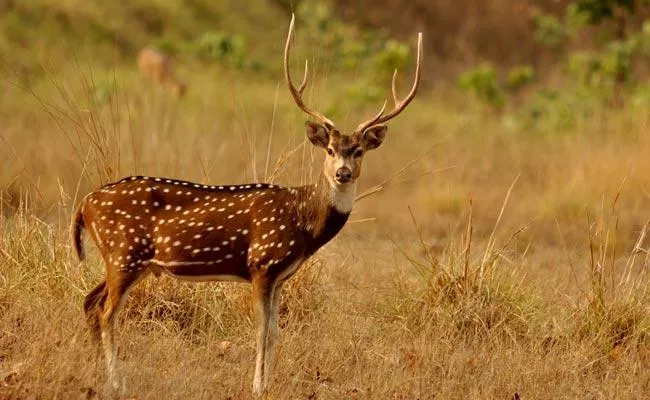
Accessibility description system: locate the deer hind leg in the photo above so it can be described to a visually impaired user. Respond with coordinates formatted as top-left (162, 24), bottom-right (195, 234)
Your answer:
top-left (84, 281), bottom-right (108, 345)
top-left (252, 276), bottom-right (280, 397)
top-left (97, 267), bottom-right (148, 393)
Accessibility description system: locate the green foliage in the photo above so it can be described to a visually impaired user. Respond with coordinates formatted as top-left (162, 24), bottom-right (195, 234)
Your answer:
top-left (195, 31), bottom-right (247, 68)
top-left (373, 39), bottom-right (411, 79)
top-left (458, 64), bottom-right (537, 110)
top-left (568, 51), bottom-right (606, 86)
top-left (568, 0), bottom-right (639, 25)
top-left (531, 13), bottom-right (568, 48)
top-left (458, 64), bottom-right (505, 109)
top-left (567, 35), bottom-right (640, 91)
top-left (506, 66), bottom-right (536, 91)
top-left (519, 89), bottom-right (587, 132)
top-left (151, 37), bottom-right (182, 56)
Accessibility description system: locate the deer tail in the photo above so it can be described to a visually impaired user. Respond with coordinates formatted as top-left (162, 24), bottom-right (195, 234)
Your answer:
top-left (72, 201), bottom-right (86, 261)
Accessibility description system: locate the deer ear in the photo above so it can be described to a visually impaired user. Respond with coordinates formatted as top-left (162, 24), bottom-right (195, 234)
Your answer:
top-left (362, 125), bottom-right (387, 150)
top-left (305, 122), bottom-right (329, 148)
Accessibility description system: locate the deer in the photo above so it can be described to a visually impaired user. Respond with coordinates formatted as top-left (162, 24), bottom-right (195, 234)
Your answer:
top-left (136, 46), bottom-right (187, 97)
top-left (72, 15), bottom-right (422, 397)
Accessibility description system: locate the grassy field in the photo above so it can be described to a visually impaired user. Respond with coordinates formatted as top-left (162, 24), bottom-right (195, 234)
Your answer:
top-left (1, 1), bottom-right (650, 399)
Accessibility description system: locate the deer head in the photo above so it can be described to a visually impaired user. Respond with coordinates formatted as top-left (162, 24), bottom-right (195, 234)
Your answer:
top-left (284, 14), bottom-right (422, 190)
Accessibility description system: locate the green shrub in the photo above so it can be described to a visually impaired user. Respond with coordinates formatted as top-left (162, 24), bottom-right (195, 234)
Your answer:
top-left (458, 64), bottom-right (505, 109)
top-left (506, 65), bottom-right (536, 92)
top-left (195, 31), bottom-right (246, 68)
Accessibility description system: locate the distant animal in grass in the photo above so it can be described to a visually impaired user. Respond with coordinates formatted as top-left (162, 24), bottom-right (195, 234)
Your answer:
top-left (136, 46), bottom-right (187, 97)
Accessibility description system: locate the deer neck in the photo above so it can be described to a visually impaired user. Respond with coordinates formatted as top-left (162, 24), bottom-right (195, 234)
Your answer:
top-left (295, 173), bottom-right (355, 255)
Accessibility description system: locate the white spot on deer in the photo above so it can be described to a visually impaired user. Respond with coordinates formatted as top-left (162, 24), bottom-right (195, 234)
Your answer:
top-left (173, 240), bottom-right (181, 246)
top-left (193, 234), bottom-right (202, 239)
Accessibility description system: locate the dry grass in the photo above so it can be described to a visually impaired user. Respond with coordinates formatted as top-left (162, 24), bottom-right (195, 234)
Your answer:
top-left (2, 35), bottom-right (650, 400)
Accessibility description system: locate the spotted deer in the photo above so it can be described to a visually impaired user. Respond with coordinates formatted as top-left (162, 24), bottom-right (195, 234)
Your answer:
top-left (137, 46), bottom-right (187, 96)
top-left (73, 15), bottom-right (421, 397)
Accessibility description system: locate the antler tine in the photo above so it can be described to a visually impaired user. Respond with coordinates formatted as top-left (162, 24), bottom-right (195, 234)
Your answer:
top-left (355, 32), bottom-right (423, 133)
top-left (298, 59), bottom-right (308, 95)
top-left (391, 69), bottom-right (399, 106)
top-left (284, 14), bottom-right (336, 129)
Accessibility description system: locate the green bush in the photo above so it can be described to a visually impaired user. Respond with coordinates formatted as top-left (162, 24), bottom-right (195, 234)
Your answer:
top-left (458, 64), bottom-right (505, 109)
top-left (195, 31), bottom-right (246, 68)
top-left (532, 13), bottom-right (568, 48)
top-left (506, 65), bottom-right (536, 92)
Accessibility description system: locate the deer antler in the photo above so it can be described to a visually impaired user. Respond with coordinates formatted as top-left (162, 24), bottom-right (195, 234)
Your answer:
top-left (355, 32), bottom-right (423, 134)
top-left (285, 14), bottom-right (336, 130)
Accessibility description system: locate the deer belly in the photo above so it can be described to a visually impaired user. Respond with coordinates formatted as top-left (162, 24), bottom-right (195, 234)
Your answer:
top-left (150, 231), bottom-right (251, 281)
top-left (149, 258), bottom-right (251, 282)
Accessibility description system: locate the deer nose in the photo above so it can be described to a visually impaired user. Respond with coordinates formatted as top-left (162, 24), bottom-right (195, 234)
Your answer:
top-left (335, 167), bottom-right (352, 184)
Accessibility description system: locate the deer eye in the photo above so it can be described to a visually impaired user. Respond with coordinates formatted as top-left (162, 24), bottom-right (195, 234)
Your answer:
top-left (326, 148), bottom-right (334, 156)
top-left (353, 148), bottom-right (364, 158)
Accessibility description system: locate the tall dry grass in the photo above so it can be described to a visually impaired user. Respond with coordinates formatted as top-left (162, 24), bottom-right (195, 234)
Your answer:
top-left (1, 48), bottom-right (650, 399)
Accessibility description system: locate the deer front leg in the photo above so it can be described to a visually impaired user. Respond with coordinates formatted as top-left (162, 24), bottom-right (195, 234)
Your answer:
top-left (252, 275), bottom-right (279, 397)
